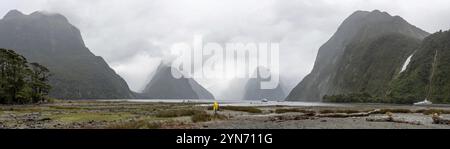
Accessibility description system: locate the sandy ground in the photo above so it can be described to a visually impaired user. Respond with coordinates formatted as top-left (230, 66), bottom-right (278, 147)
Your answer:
top-left (0, 100), bottom-right (450, 129)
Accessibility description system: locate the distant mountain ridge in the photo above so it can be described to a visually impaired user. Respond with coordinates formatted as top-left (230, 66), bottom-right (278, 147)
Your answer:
top-left (141, 62), bottom-right (215, 99)
top-left (0, 10), bottom-right (134, 99)
top-left (243, 67), bottom-right (286, 101)
top-left (286, 10), bottom-right (429, 102)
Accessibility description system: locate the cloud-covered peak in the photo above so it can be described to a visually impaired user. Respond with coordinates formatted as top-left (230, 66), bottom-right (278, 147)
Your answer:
top-left (3, 9), bottom-right (70, 24)
top-left (29, 10), bottom-right (69, 23)
top-left (3, 9), bottom-right (24, 19)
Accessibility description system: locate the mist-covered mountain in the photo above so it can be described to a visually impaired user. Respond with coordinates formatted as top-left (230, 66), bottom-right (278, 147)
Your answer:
top-left (388, 30), bottom-right (450, 103)
top-left (286, 10), bottom-right (429, 102)
top-left (243, 67), bottom-right (286, 101)
top-left (141, 62), bottom-right (214, 99)
top-left (0, 10), bottom-right (134, 99)
top-left (214, 78), bottom-right (248, 100)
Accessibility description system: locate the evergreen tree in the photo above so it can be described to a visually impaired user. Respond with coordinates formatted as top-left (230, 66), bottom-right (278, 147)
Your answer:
top-left (0, 48), bottom-right (51, 104)
top-left (29, 62), bottom-right (51, 103)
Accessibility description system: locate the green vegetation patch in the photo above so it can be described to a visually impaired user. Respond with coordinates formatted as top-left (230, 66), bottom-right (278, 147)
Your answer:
top-left (319, 109), bottom-right (362, 114)
top-left (107, 120), bottom-right (163, 129)
top-left (219, 106), bottom-right (262, 113)
top-left (6, 107), bottom-right (49, 113)
top-left (275, 108), bottom-right (314, 114)
top-left (48, 106), bottom-right (84, 110)
top-left (415, 109), bottom-right (450, 115)
top-left (155, 109), bottom-right (204, 118)
top-left (372, 109), bottom-right (413, 114)
top-left (51, 112), bottom-right (133, 123)
top-left (191, 112), bottom-right (227, 123)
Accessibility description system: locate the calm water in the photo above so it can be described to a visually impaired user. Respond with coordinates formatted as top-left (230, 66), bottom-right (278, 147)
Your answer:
top-left (100, 99), bottom-right (346, 107)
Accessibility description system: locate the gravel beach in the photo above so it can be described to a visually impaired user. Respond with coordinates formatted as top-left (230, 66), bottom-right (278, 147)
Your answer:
top-left (1, 100), bottom-right (450, 129)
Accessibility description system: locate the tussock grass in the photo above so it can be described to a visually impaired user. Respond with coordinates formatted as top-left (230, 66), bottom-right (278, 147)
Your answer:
top-left (220, 106), bottom-right (262, 113)
top-left (275, 108), bottom-right (314, 114)
top-left (319, 109), bottom-right (373, 114)
top-left (335, 109), bottom-right (361, 114)
top-left (6, 107), bottom-right (46, 113)
top-left (372, 109), bottom-right (413, 114)
top-left (155, 109), bottom-right (204, 117)
top-left (415, 109), bottom-right (450, 115)
top-left (108, 120), bottom-right (162, 129)
top-left (191, 112), bottom-right (227, 123)
top-left (51, 113), bottom-right (132, 122)
top-left (319, 109), bottom-right (335, 114)
top-left (49, 106), bottom-right (83, 110)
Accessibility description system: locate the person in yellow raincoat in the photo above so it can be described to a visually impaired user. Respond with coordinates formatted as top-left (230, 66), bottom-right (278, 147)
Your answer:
top-left (213, 101), bottom-right (219, 114)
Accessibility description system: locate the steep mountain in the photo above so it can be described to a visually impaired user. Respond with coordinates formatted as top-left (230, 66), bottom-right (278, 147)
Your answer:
top-left (243, 67), bottom-right (286, 101)
top-left (388, 30), bottom-right (450, 103)
top-left (0, 10), bottom-right (134, 99)
top-left (141, 62), bottom-right (215, 99)
top-left (286, 10), bottom-right (429, 102)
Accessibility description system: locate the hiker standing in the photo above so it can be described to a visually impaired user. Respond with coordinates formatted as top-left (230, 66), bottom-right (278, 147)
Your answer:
top-left (213, 101), bottom-right (219, 115)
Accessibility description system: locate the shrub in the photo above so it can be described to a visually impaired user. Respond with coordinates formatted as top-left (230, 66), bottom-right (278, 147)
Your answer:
top-left (415, 109), bottom-right (450, 115)
top-left (220, 106), bottom-right (262, 113)
top-left (108, 120), bottom-right (162, 129)
top-left (191, 112), bottom-right (211, 123)
top-left (371, 108), bottom-right (413, 114)
top-left (191, 112), bottom-right (227, 123)
top-left (155, 109), bottom-right (203, 117)
top-left (275, 108), bottom-right (312, 114)
top-left (319, 109), bottom-right (335, 114)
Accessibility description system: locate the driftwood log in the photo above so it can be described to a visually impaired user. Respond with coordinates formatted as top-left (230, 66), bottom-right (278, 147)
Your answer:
top-left (316, 109), bottom-right (381, 118)
top-left (432, 113), bottom-right (450, 125)
top-left (366, 112), bottom-right (421, 125)
top-left (270, 115), bottom-right (314, 122)
top-left (271, 109), bottom-right (380, 121)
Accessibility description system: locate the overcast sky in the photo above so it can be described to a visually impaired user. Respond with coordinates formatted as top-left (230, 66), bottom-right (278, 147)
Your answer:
top-left (1, 0), bottom-right (450, 93)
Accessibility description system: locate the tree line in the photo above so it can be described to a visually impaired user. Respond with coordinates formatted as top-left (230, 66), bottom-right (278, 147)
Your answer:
top-left (0, 48), bottom-right (51, 104)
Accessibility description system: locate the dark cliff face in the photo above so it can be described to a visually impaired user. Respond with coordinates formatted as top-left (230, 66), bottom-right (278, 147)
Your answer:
top-left (0, 10), bottom-right (134, 99)
top-left (141, 62), bottom-right (214, 99)
top-left (286, 10), bottom-right (429, 102)
top-left (389, 30), bottom-right (450, 103)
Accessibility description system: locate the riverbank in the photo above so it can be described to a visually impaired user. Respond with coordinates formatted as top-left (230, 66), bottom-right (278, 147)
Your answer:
top-left (1, 100), bottom-right (449, 129)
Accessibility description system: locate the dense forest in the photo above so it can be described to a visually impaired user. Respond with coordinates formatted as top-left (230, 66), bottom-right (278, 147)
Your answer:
top-left (286, 10), bottom-right (429, 102)
top-left (0, 48), bottom-right (51, 104)
top-left (324, 30), bottom-right (450, 104)
top-left (388, 30), bottom-right (450, 104)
